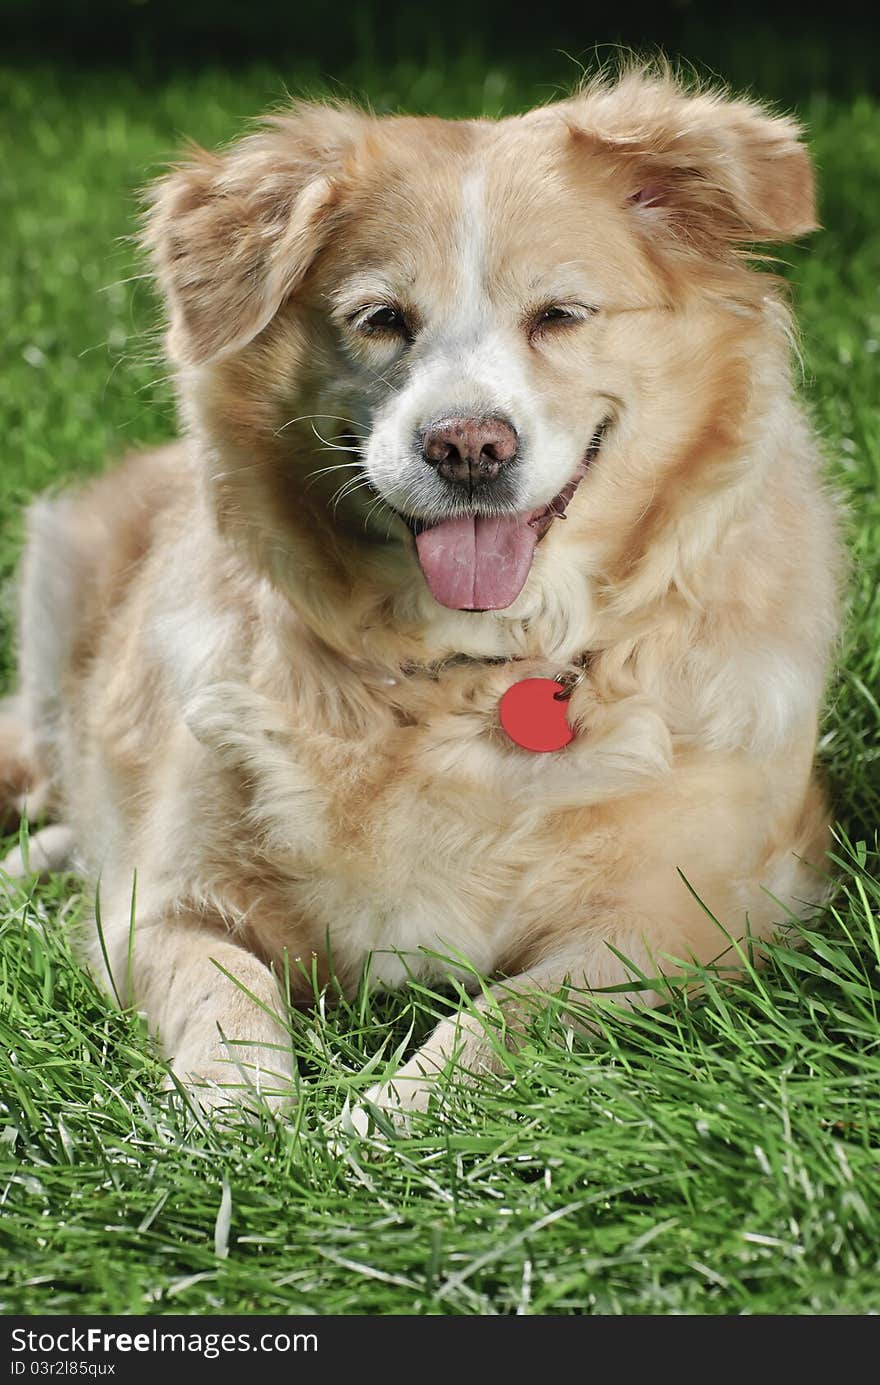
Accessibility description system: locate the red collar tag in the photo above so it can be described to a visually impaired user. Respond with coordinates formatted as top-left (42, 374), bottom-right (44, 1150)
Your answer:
top-left (499, 677), bottom-right (575, 753)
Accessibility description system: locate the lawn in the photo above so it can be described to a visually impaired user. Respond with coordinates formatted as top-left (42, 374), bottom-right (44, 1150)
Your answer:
top-left (1, 52), bottom-right (879, 1316)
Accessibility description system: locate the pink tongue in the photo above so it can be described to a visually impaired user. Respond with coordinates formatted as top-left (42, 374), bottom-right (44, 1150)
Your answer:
top-left (415, 514), bottom-right (538, 610)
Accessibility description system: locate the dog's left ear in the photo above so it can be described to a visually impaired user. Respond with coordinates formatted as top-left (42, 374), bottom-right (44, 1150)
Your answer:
top-left (566, 71), bottom-right (817, 252)
top-left (143, 103), bottom-right (365, 366)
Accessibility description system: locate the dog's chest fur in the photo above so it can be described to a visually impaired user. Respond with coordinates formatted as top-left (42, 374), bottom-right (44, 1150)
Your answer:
top-left (178, 663), bottom-right (614, 992)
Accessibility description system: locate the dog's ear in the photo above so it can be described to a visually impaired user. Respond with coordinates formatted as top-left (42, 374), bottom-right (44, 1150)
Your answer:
top-left (143, 103), bottom-right (365, 366)
top-left (565, 70), bottom-right (817, 255)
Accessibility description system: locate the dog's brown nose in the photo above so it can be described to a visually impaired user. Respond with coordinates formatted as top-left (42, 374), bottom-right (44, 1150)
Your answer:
top-left (422, 415), bottom-right (518, 488)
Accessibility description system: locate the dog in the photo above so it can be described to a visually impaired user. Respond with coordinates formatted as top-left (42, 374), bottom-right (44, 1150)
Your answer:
top-left (0, 66), bottom-right (842, 1126)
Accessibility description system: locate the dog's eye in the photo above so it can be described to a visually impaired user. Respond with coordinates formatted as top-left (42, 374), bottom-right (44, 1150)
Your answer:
top-left (528, 303), bottom-right (596, 340)
top-left (354, 305), bottom-right (411, 339)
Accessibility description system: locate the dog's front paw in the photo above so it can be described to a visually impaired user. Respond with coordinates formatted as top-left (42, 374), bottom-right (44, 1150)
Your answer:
top-left (164, 1051), bottom-right (294, 1120)
top-left (2, 823), bottom-right (75, 880)
top-left (348, 1071), bottom-right (434, 1138)
top-left (344, 1036), bottom-right (461, 1140)
top-left (341, 1013), bottom-right (506, 1143)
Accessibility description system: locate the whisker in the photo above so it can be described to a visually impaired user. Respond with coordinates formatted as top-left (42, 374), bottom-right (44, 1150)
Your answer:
top-left (330, 476), bottom-right (376, 515)
top-left (304, 460), bottom-right (364, 489)
top-left (383, 504), bottom-right (401, 542)
top-left (273, 412), bottom-right (369, 439)
top-left (208, 458), bottom-right (286, 484)
top-left (361, 493), bottom-right (398, 537)
top-left (310, 423), bottom-right (364, 453)
top-left (330, 469), bottom-right (373, 496)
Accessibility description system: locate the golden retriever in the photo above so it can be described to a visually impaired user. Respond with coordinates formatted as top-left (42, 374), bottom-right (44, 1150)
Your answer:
top-left (0, 67), bottom-right (842, 1126)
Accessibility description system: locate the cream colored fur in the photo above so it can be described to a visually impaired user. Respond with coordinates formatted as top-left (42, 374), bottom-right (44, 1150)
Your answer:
top-left (1, 69), bottom-right (841, 1123)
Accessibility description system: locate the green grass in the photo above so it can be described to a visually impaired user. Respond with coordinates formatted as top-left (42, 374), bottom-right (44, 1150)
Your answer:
top-left (1, 56), bottom-right (880, 1316)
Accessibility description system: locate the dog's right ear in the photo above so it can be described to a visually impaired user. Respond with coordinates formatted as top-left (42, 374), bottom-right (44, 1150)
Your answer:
top-left (143, 103), bottom-right (365, 367)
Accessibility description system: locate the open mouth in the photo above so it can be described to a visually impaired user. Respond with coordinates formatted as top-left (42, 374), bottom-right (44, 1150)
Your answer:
top-left (403, 422), bottom-right (608, 612)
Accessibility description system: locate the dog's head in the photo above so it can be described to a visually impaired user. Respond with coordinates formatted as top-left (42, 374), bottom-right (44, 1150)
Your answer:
top-left (145, 69), bottom-right (815, 661)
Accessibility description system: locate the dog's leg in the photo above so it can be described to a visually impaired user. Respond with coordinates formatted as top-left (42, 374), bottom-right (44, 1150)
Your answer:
top-left (123, 915), bottom-right (295, 1113)
top-left (2, 495), bottom-right (89, 837)
top-left (0, 698), bottom-right (30, 807)
top-left (0, 697), bottom-right (65, 880)
top-left (0, 696), bottom-right (46, 831)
